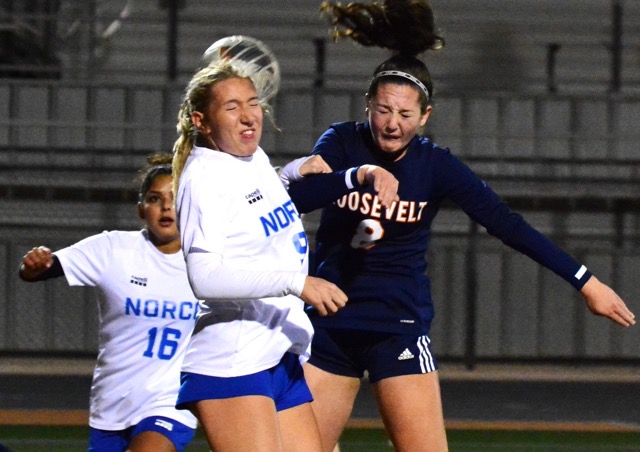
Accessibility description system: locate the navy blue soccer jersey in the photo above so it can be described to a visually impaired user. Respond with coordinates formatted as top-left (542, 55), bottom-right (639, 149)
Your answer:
top-left (288, 121), bottom-right (591, 335)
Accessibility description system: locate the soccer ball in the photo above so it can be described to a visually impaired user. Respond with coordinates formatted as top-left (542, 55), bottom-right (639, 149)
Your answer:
top-left (201, 35), bottom-right (281, 102)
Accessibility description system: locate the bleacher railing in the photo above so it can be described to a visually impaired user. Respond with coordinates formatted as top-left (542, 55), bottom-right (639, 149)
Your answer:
top-left (1, 78), bottom-right (640, 363)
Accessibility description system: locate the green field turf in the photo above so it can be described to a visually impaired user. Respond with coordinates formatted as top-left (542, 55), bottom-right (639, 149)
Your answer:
top-left (1, 426), bottom-right (639, 451)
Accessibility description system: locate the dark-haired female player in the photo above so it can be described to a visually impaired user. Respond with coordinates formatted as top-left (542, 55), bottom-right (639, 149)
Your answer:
top-left (19, 154), bottom-right (198, 452)
top-left (283, 1), bottom-right (636, 450)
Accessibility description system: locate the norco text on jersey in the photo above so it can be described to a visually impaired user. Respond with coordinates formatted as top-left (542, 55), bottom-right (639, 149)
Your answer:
top-left (125, 298), bottom-right (198, 320)
top-left (260, 199), bottom-right (299, 237)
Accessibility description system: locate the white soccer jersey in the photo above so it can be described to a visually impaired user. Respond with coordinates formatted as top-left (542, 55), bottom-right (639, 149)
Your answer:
top-left (55, 230), bottom-right (198, 430)
top-left (176, 145), bottom-right (313, 377)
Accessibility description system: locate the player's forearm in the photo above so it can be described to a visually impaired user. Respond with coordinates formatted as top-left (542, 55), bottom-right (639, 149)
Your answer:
top-left (186, 252), bottom-right (306, 300)
top-left (288, 169), bottom-right (360, 213)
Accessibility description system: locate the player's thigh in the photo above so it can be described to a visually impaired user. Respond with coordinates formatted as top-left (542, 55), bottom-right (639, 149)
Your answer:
top-left (278, 401), bottom-right (322, 452)
top-left (372, 372), bottom-right (447, 452)
top-left (303, 363), bottom-right (361, 451)
top-left (127, 431), bottom-right (175, 452)
top-left (191, 396), bottom-right (281, 452)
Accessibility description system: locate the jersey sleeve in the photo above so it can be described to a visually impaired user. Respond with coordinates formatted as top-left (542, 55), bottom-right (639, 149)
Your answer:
top-left (178, 174), bottom-right (306, 300)
top-left (54, 231), bottom-right (113, 287)
top-left (279, 156), bottom-right (311, 189)
top-left (285, 125), bottom-right (362, 213)
top-left (311, 123), bottom-right (349, 170)
top-left (186, 252), bottom-right (306, 300)
top-left (436, 150), bottom-right (592, 290)
top-left (287, 169), bottom-right (361, 214)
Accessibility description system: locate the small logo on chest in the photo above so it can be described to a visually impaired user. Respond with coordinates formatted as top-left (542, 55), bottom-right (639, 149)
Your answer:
top-left (245, 188), bottom-right (263, 204)
top-left (130, 275), bottom-right (147, 287)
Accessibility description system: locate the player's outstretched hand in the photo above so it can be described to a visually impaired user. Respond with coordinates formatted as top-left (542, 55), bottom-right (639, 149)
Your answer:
top-left (299, 155), bottom-right (333, 176)
top-left (580, 276), bottom-right (636, 327)
top-left (301, 276), bottom-right (348, 316)
top-left (357, 164), bottom-right (399, 208)
top-left (19, 246), bottom-right (54, 281)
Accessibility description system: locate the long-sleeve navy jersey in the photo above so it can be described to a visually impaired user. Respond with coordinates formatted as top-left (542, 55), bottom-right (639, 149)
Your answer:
top-left (288, 121), bottom-right (592, 335)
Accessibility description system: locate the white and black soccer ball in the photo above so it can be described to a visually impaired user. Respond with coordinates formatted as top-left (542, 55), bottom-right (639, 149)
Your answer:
top-left (201, 35), bottom-right (281, 102)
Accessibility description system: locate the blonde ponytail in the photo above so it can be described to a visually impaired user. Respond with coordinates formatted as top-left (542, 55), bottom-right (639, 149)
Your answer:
top-left (171, 102), bottom-right (196, 198)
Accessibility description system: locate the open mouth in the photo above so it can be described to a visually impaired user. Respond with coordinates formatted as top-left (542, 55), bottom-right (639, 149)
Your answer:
top-left (159, 217), bottom-right (174, 227)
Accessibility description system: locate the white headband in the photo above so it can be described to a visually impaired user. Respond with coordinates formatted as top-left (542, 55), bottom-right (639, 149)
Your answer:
top-left (372, 70), bottom-right (430, 101)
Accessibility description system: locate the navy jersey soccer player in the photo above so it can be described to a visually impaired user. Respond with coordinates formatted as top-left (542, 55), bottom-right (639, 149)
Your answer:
top-left (289, 120), bottom-right (593, 336)
top-left (284, 3), bottom-right (635, 452)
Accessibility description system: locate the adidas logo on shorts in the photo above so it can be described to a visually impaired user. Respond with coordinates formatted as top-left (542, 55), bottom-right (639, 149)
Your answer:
top-left (398, 348), bottom-right (415, 360)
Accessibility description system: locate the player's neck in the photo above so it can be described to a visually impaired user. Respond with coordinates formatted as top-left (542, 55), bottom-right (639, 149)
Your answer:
top-left (148, 234), bottom-right (181, 254)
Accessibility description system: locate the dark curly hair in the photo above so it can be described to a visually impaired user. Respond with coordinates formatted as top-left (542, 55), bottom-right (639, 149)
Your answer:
top-left (320, 0), bottom-right (444, 55)
top-left (320, 0), bottom-right (444, 109)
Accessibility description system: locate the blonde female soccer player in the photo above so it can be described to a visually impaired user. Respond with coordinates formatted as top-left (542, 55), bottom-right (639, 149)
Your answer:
top-left (170, 61), bottom-right (349, 452)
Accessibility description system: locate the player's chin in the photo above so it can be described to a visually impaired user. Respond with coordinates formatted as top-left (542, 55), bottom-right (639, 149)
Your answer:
top-left (236, 142), bottom-right (259, 157)
top-left (152, 225), bottom-right (179, 240)
top-left (378, 139), bottom-right (404, 153)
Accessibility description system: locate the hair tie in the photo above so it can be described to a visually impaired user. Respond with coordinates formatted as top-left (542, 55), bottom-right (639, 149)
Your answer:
top-left (372, 70), bottom-right (430, 101)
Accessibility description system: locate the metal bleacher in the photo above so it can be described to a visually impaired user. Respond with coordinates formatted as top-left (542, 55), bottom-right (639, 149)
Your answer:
top-left (1, 0), bottom-right (640, 362)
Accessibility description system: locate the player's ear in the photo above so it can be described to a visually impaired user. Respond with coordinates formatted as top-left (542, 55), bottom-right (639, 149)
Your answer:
top-left (136, 202), bottom-right (145, 221)
top-left (419, 105), bottom-right (433, 127)
top-left (191, 111), bottom-right (207, 133)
